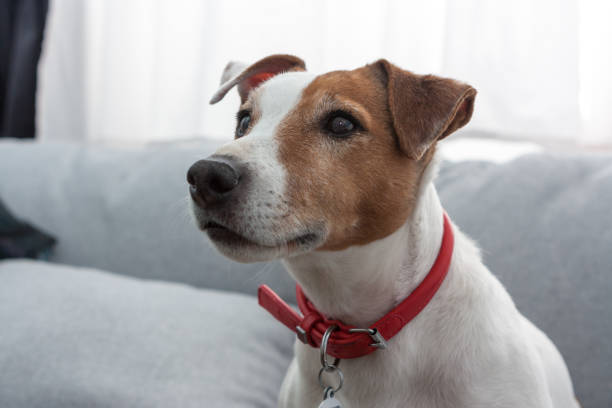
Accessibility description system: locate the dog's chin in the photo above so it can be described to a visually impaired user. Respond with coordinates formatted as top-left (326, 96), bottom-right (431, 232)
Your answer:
top-left (203, 222), bottom-right (324, 263)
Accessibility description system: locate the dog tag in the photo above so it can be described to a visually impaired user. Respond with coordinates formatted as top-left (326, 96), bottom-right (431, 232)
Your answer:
top-left (318, 396), bottom-right (342, 408)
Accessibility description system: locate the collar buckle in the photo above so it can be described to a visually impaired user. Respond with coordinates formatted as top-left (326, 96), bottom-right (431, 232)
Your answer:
top-left (296, 325), bottom-right (309, 344)
top-left (348, 328), bottom-right (388, 349)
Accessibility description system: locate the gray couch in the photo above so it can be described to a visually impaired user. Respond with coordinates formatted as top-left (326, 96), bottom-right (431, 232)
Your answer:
top-left (0, 139), bottom-right (610, 407)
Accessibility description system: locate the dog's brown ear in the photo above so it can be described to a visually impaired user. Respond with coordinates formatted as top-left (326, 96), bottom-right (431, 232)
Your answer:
top-left (373, 59), bottom-right (476, 160)
top-left (210, 54), bottom-right (306, 105)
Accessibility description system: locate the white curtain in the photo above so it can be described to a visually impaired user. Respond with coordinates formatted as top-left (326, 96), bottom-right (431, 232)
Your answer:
top-left (37, 0), bottom-right (612, 145)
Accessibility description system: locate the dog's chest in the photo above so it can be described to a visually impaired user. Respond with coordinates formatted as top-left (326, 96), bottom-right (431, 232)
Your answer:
top-left (289, 330), bottom-right (470, 408)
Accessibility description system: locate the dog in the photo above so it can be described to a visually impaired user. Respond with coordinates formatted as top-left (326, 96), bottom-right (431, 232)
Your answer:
top-left (188, 55), bottom-right (578, 407)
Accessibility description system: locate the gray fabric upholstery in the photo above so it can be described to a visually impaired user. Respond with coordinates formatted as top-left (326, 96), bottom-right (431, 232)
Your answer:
top-left (0, 140), bottom-right (611, 407)
top-left (0, 260), bottom-right (294, 408)
top-left (438, 155), bottom-right (612, 408)
top-left (0, 139), bottom-right (294, 300)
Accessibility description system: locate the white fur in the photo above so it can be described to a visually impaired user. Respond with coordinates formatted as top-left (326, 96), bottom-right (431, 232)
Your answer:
top-left (278, 157), bottom-right (578, 408)
top-left (210, 72), bottom-right (318, 261)
top-left (219, 61), bottom-right (248, 85)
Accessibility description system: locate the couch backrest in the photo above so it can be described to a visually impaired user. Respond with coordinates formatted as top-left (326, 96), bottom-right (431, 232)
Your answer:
top-left (437, 155), bottom-right (612, 408)
top-left (0, 139), bottom-right (295, 299)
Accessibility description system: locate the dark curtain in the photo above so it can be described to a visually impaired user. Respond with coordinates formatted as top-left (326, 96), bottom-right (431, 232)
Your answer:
top-left (0, 0), bottom-right (48, 139)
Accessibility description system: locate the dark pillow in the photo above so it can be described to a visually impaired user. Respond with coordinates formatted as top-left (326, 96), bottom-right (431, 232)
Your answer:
top-left (0, 199), bottom-right (56, 259)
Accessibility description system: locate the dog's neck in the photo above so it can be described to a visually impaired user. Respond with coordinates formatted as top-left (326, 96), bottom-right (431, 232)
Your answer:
top-left (283, 178), bottom-right (444, 328)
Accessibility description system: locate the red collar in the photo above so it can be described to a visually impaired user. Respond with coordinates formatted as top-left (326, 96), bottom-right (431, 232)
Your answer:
top-left (258, 212), bottom-right (454, 359)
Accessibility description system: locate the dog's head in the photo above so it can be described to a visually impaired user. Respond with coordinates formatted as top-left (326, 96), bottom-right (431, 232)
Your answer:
top-left (188, 55), bottom-right (476, 262)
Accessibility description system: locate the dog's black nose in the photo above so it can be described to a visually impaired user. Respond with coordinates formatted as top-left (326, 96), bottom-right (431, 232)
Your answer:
top-left (187, 159), bottom-right (240, 206)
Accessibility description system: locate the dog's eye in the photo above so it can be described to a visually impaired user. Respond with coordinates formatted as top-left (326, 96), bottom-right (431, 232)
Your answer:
top-left (236, 112), bottom-right (251, 138)
top-left (325, 114), bottom-right (357, 138)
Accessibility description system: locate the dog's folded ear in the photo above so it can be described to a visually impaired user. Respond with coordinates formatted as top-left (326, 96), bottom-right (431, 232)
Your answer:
top-left (373, 59), bottom-right (477, 160)
top-left (210, 54), bottom-right (306, 105)
top-left (219, 61), bottom-right (248, 85)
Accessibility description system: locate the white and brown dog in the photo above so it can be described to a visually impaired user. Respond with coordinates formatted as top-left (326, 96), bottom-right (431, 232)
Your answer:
top-left (188, 55), bottom-right (578, 407)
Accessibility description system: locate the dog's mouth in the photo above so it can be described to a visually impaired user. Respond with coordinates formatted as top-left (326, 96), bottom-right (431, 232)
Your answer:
top-left (203, 221), bottom-right (269, 248)
top-left (202, 220), bottom-right (322, 259)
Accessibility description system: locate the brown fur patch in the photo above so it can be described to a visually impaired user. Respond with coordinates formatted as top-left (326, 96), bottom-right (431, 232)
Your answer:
top-left (276, 62), bottom-right (475, 250)
top-left (276, 67), bottom-right (424, 250)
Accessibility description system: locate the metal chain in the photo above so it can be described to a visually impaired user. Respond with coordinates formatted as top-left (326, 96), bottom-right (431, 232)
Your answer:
top-left (318, 325), bottom-right (344, 395)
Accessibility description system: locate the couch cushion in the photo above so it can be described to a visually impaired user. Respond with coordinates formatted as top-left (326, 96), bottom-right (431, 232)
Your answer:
top-left (0, 259), bottom-right (294, 408)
